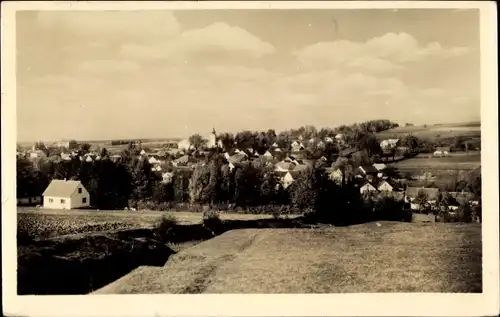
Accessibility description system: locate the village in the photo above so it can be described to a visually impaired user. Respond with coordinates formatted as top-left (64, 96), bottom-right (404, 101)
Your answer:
top-left (17, 122), bottom-right (482, 223)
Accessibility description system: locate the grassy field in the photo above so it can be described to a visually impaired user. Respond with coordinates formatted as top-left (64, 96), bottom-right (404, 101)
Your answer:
top-left (376, 122), bottom-right (480, 140)
top-left (17, 207), bottom-right (280, 239)
top-left (390, 152), bottom-right (481, 171)
top-left (94, 222), bottom-right (482, 294)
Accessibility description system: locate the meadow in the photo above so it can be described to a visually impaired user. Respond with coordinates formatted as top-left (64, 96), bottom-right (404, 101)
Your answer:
top-left (390, 151), bottom-right (481, 171)
top-left (376, 121), bottom-right (481, 140)
top-left (95, 222), bottom-right (482, 294)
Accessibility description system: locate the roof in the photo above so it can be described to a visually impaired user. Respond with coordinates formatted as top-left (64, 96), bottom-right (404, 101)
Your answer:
top-left (405, 187), bottom-right (440, 200)
top-left (228, 153), bottom-right (248, 164)
top-left (359, 165), bottom-right (379, 174)
top-left (373, 163), bottom-right (387, 171)
top-left (43, 179), bottom-right (83, 197)
top-left (174, 155), bottom-right (190, 164)
top-left (435, 147), bottom-right (451, 152)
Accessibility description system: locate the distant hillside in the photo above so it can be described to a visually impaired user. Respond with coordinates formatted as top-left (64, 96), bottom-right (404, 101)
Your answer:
top-left (376, 121), bottom-right (481, 141)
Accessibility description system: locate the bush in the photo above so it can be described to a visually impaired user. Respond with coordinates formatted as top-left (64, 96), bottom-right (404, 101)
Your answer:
top-left (202, 209), bottom-right (223, 234)
top-left (153, 215), bottom-right (179, 242)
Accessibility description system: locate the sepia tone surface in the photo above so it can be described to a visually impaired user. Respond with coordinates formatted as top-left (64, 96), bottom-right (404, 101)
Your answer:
top-left (13, 5), bottom-right (486, 300)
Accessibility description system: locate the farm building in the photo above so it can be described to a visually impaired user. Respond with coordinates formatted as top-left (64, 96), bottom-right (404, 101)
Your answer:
top-left (405, 187), bottom-right (440, 205)
top-left (17, 196), bottom-right (42, 206)
top-left (433, 147), bottom-right (451, 157)
top-left (42, 179), bottom-right (90, 210)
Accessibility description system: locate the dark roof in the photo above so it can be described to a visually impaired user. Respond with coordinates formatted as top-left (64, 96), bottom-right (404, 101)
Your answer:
top-left (359, 165), bottom-right (379, 174)
top-left (43, 180), bottom-right (83, 197)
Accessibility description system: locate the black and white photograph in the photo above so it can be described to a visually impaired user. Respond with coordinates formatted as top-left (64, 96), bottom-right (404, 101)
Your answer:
top-left (2, 1), bottom-right (498, 316)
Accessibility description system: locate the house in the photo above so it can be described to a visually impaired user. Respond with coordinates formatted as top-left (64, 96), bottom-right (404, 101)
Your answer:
top-left (173, 155), bottom-right (190, 167)
top-left (335, 133), bottom-right (344, 141)
top-left (274, 148), bottom-right (282, 152)
top-left (110, 154), bottom-right (121, 162)
top-left (43, 179), bottom-right (90, 210)
top-left (360, 182), bottom-right (378, 194)
top-left (85, 156), bottom-right (93, 162)
top-left (377, 180), bottom-right (394, 192)
top-left (275, 161), bottom-right (296, 172)
top-left (380, 139), bottom-right (400, 149)
top-left (262, 150), bottom-right (273, 158)
top-left (280, 171), bottom-right (302, 189)
top-left (161, 172), bottom-right (174, 184)
top-left (357, 165), bottom-right (379, 181)
top-left (433, 147), bottom-right (451, 157)
top-left (373, 163), bottom-right (386, 172)
top-left (140, 149), bottom-right (146, 155)
top-left (291, 141), bottom-right (305, 152)
top-left (324, 136), bottom-right (334, 143)
top-left (56, 140), bottom-right (71, 148)
top-left (326, 168), bottom-right (343, 184)
top-left (405, 187), bottom-right (440, 205)
top-left (29, 150), bottom-right (46, 160)
top-left (271, 142), bottom-right (279, 148)
top-left (148, 157), bottom-right (158, 165)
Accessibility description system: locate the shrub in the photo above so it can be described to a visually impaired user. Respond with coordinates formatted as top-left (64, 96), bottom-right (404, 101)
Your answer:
top-left (202, 209), bottom-right (223, 235)
top-left (153, 215), bottom-right (178, 242)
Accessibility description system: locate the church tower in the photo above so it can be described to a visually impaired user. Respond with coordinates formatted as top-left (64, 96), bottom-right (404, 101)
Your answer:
top-left (209, 128), bottom-right (217, 148)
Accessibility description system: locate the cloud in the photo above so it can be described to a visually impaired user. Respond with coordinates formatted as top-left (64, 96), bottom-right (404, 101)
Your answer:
top-left (35, 11), bottom-right (181, 39)
top-left (119, 22), bottom-right (276, 61)
top-left (293, 32), bottom-right (472, 72)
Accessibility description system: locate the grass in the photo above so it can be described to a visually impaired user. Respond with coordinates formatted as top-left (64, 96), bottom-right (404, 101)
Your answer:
top-left (376, 122), bottom-right (480, 140)
top-left (390, 152), bottom-right (481, 171)
top-left (17, 207), bottom-right (281, 240)
top-left (94, 222), bottom-right (482, 294)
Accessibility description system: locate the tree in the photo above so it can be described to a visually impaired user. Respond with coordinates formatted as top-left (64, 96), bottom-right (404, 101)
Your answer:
top-left (457, 204), bottom-right (473, 223)
top-left (68, 140), bottom-right (79, 150)
top-left (414, 190), bottom-right (429, 212)
top-left (79, 143), bottom-right (92, 155)
top-left (189, 134), bottom-right (208, 151)
top-left (289, 167), bottom-right (320, 213)
top-left (189, 163), bottom-right (211, 204)
top-left (131, 156), bottom-right (153, 203)
top-left (218, 132), bottom-right (235, 151)
top-left (383, 166), bottom-right (400, 180)
top-left (100, 148), bottom-right (109, 158)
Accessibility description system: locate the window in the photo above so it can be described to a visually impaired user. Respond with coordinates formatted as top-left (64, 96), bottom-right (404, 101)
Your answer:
top-left (78, 188), bottom-right (82, 194)
top-left (60, 199), bottom-right (65, 204)
top-left (49, 198), bottom-right (53, 203)
top-left (82, 198), bottom-right (87, 203)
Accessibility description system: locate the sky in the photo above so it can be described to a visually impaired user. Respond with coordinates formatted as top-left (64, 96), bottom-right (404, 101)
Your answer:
top-left (16, 9), bottom-right (480, 142)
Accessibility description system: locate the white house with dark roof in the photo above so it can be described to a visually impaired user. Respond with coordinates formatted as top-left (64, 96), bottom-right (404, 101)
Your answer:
top-left (43, 179), bottom-right (90, 209)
